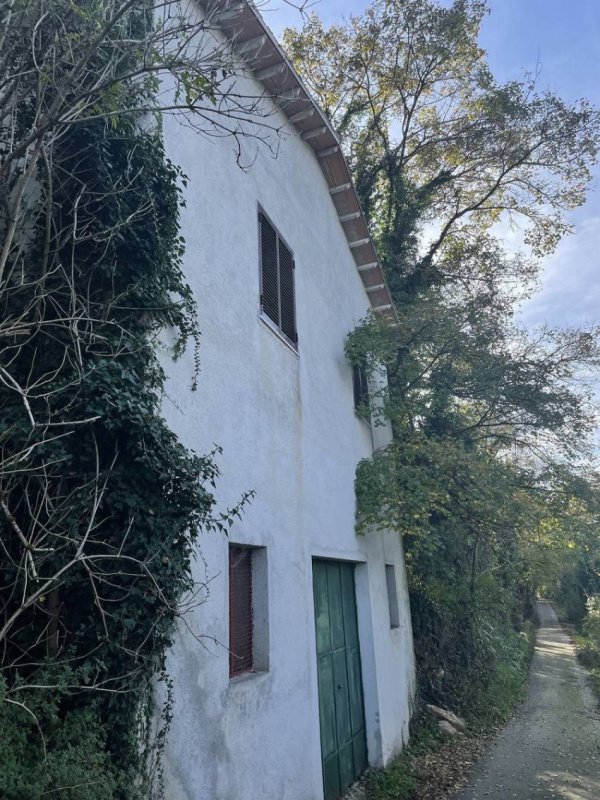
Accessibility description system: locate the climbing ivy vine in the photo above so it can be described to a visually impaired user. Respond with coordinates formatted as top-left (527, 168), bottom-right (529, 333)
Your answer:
top-left (0, 1), bottom-right (256, 796)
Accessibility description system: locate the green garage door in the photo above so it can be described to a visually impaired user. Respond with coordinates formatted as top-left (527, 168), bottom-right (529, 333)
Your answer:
top-left (313, 560), bottom-right (368, 800)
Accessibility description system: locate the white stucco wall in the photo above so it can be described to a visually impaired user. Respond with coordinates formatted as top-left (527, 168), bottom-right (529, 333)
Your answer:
top-left (158, 61), bottom-right (416, 800)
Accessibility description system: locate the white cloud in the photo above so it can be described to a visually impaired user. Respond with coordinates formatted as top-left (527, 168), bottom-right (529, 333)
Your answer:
top-left (518, 215), bottom-right (600, 329)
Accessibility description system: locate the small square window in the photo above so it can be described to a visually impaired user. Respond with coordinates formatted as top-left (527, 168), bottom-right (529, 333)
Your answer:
top-left (385, 564), bottom-right (400, 629)
top-left (228, 544), bottom-right (269, 678)
top-left (259, 210), bottom-right (298, 347)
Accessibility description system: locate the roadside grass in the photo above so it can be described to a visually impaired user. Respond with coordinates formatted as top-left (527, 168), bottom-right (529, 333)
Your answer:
top-left (469, 622), bottom-right (536, 730)
top-left (364, 719), bottom-right (441, 799)
top-left (365, 622), bottom-right (536, 800)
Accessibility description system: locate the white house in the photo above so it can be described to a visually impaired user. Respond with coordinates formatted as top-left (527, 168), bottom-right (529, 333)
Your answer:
top-left (159, 4), bottom-right (416, 798)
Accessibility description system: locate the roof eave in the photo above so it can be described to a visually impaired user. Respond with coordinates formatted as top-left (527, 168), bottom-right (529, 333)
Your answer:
top-left (210, 0), bottom-right (398, 322)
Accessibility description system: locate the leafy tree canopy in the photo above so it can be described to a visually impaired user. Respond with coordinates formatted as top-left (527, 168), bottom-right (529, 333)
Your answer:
top-left (286, 0), bottom-right (600, 713)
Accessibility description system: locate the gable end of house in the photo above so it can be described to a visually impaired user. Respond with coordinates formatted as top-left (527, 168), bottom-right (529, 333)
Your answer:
top-left (209, 0), bottom-right (397, 319)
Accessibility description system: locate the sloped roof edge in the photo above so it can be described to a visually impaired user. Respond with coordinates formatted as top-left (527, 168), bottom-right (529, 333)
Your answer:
top-left (211, 0), bottom-right (397, 320)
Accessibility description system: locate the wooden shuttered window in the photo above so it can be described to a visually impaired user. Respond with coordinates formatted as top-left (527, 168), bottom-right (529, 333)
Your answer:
top-left (259, 211), bottom-right (297, 346)
top-left (229, 545), bottom-right (254, 677)
top-left (259, 212), bottom-right (279, 328)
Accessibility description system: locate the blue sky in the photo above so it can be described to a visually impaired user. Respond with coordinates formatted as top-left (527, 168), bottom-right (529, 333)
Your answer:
top-left (262, 0), bottom-right (600, 331)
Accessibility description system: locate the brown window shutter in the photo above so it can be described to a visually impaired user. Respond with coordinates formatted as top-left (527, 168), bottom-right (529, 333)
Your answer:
top-left (259, 210), bottom-right (298, 347)
top-left (259, 213), bottom-right (279, 328)
top-left (278, 239), bottom-right (297, 344)
top-left (229, 546), bottom-right (253, 677)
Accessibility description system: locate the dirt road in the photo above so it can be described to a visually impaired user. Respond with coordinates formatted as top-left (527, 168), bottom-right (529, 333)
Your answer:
top-left (457, 600), bottom-right (600, 800)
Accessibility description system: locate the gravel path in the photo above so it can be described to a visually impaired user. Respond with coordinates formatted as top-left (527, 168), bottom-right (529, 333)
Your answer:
top-left (456, 600), bottom-right (600, 800)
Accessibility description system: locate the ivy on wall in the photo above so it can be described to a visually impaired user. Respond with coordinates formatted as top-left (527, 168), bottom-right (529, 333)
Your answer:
top-left (0, 3), bottom-right (253, 795)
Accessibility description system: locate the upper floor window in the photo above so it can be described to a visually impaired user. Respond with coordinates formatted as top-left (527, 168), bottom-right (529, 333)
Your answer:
top-left (259, 210), bottom-right (297, 347)
top-left (353, 363), bottom-right (370, 412)
top-left (385, 564), bottom-right (400, 629)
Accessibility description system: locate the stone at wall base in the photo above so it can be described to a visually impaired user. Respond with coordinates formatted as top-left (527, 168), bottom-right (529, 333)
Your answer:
top-left (426, 703), bottom-right (467, 732)
top-left (438, 719), bottom-right (463, 736)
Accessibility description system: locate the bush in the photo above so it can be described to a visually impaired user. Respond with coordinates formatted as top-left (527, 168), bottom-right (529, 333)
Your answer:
top-left (0, 676), bottom-right (123, 800)
top-left (470, 623), bottom-right (534, 726)
top-left (582, 596), bottom-right (600, 643)
top-left (578, 596), bottom-right (600, 671)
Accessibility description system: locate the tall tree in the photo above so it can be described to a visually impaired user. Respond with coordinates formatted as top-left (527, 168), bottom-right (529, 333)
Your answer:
top-left (286, 0), bottom-right (600, 714)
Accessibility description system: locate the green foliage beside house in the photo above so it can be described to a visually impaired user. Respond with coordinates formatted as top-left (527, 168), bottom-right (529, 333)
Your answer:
top-left (285, 0), bottom-right (600, 719)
